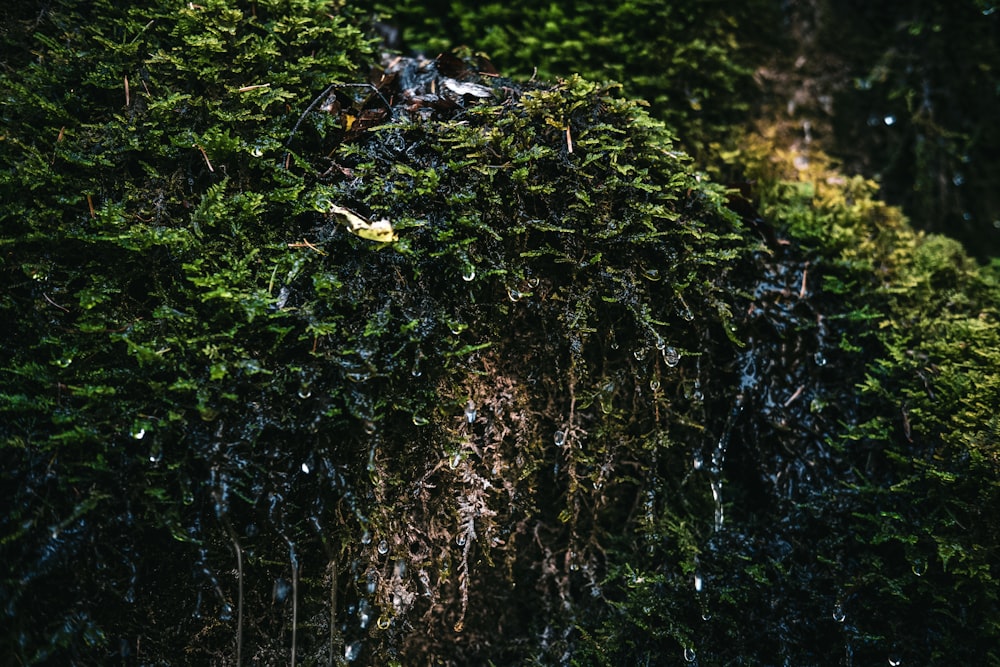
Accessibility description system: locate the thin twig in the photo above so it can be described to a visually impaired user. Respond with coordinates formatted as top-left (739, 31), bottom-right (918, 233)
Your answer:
top-left (43, 293), bottom-right (69, 312)
top-left (783, 385), bottom-right (805, 408)
top-left (283, 83), bottom-right (394, 166)
top-left (194, 143), bottom-right (214, 172)
top-left (221, 518), bottom-right (244, 666)
top-left (287, 541), bottom-right (299, 667)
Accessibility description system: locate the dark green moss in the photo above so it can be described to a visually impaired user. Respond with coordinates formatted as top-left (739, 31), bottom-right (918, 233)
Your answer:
top-left (3, 2), bottom-right (999, 665)
top-left (361, 0), bottom-right (780, 163)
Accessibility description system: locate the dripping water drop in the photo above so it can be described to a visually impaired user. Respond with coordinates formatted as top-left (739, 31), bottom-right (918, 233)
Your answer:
top-left (344, 641), bottom-right (362, 662)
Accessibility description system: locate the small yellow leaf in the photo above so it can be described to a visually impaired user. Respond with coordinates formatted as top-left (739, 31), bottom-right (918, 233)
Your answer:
top-left (329, 204), bottom-right (398, 243)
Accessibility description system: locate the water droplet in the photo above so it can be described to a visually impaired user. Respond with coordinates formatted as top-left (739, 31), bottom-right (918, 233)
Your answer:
top-left (888, 654), bottom-right (902, 666)
top-left (701, 610), bottom-right (712, 621)
top-left (684, 647), bottom-right (697, 662)
top-left (297, 384), bottom-right (312, 399)
top-left (911, 558), bottom-right (927, 577)
top-left (655, 336), bottom-right (666, 351)
top-left (274, 285), bottom-right (290, 309)
top-left (953, 172), bottom-right (965, 186)
top-left (456, 534), bottom-right (467, 547)
top-left (814, 352), bottom-right (827, 367)
top-left (361, 529), bottom-right (372, 545)
top-left (363, 420), bottom-right (376, 435)
top-left (693, 382), bottom-right (704, 402)
top-left (884, 114), bottom-right (896, 126)
top-left (464, 399), bottom-right (477, 423)
top-left (55, 357), bottom-right (73, 368)
top-left (693, 452), bottom-right (703, 470)
top-left (633, 348), bottom-right (647, 361)
top-left (507, 287), bottom-right (522, 302)
top-left (377, 539), bottom-right (388, 555)
top-left (694, 572), bottom-right (703, 592)
top-left (377, 616), bottom-right (391, 630)
top-left (462, 266), bottom-right (476, 282)
top-left (358, 599), bottom-right (371, 628)
top-left (649, 379), bottom-right (660, 391)
top-left (131, 428), bottom-right (146, 440)
top-left (527, 276), bottom-right (539, 288)
top-left (412, 414), bottom-right (429, 426)
top-left (711, 479), bottom-right (724, 531)
top-left (344, 640), bottom-right (362, 662)
top-left (553, 430), bottom-right (566, 447)
top-left (300, 462), bottom-right (310, 474)
top-left (273, 578), bottom-right (291, 603)
top-left (832, 604), bottom-right (846, 623)
top-left (663, 346), bottom-right (681, 367)
top-left (448, 320), bottom-right (466, 335)
top-left (642, 267), bottom-right (662, 281)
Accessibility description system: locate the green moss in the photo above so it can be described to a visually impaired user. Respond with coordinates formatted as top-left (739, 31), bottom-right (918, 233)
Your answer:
top-left (362, 0), bottom-right (779, 161)
top-left (2, 2), bottom-right (999, 665)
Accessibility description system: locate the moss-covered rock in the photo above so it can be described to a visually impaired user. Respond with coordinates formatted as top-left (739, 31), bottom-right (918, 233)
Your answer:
top-left (2, 1), bottom-right (999, 665)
